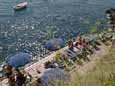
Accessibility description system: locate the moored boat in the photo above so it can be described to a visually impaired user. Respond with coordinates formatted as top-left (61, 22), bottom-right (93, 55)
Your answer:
top-left (14, 2), bottom-right (28, 11)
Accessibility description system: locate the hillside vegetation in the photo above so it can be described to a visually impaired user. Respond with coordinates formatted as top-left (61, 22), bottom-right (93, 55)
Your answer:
top-left (55, 44), bottom-right (115, 86)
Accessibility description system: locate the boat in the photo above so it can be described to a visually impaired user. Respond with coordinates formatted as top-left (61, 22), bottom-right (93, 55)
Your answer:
top-left (14, 2), bottom-right (28, 11)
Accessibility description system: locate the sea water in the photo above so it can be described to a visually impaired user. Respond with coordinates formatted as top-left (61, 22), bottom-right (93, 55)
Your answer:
top-left (0, 0), bottom-right (115, 63)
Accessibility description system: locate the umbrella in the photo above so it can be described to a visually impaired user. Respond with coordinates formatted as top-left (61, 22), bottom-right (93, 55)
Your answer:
top-left (44, 38), bottom-right (64, 51)
top-left (8, 52), bottom-right (31, 68)
top-left (41, 68), bottom-right (69, 86)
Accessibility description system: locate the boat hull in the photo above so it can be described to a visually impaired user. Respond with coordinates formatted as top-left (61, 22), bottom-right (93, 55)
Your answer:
top-left (14, 6), bottom-right (27, 11)
top-left (14, 2), bottom-right (27, 11)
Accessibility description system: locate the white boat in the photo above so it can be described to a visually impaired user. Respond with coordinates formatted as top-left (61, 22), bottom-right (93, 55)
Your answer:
top-left (14, 2), bottom-right (28, 11)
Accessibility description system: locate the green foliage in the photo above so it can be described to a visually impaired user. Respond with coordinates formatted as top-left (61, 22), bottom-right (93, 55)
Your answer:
top-left (27, 81), bottom-right (38, 86)
top-left (82, 19), bottom-right (90, 25)
top-left (95, 20), bottom-right (102, 26)
top-left (81, 19), bottom-right (104, 34)
top-left (63, 61), bottom-right (70, 71)
top-left (51, 44), bottom-right (115, 86)
top-left (54, 53), bottom-right (62, 62)
top-left (76, 58), bottom-right (83, 65)
top-left (90, 26), bottom-right (97, 33)
top-left (45, 25), bottom-right (56, 39)
top-left (112, 74), bottom-right (115, 86)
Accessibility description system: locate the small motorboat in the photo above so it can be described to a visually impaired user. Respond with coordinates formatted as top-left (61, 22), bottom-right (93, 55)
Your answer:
top-left (14, 2), bottom-right (28, 11)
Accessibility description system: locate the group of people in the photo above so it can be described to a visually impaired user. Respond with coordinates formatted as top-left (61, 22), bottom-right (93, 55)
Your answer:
top-left (2, 64), bottom-right (26, 86)
top-left (106, 8), bottom-right (115, 31)
top-left (68, 35), bottom-right (88, 51)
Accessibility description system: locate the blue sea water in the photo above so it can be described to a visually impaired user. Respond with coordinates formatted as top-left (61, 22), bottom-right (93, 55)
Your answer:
top-left (0, 0), bottom-right (115, 63)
